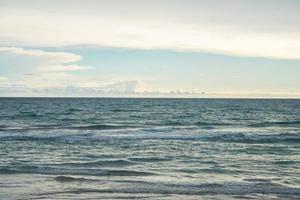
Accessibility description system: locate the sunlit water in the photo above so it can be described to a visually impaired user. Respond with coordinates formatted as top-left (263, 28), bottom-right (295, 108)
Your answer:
top-left (0, 98), bottom-right (300, 199)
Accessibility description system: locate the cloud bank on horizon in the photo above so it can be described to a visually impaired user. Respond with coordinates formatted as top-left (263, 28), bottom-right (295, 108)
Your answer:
top-left (0, 0), bottom-right (300, 97)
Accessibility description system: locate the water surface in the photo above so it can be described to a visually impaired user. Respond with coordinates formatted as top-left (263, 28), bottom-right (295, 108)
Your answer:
top-left (0, 98), bottom-right (300, 199)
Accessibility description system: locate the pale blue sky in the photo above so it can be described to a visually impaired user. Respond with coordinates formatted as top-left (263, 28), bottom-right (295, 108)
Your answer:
top-left (0, 0), bottom-right (299, 97)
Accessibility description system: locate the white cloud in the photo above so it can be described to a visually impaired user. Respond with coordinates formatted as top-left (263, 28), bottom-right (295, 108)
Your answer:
top-left (0, 76), bottom-right (7, 82)
top-left (0, 47), bottom-right (91, 72)
top-left (99, 80), bottom-right (141, 94)
top-left (0, 47), bottom-right (94, 88)
top-left (0, 46), bottom-right (150, 93)
top-left (37, 64), bottom-right (94, 73)
top-left (0, 0), bottom-right (299, 59)
top-left (0, 47), bottom-right (81, 63)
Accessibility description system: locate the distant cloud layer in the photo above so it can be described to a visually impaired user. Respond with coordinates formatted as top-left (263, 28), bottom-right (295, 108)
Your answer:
top-left (0, 80), bottom-right (141, 96)
top-left (0, 0), bottom-right (299, 59)
top-left (1, 83), bottom-right (299, 98)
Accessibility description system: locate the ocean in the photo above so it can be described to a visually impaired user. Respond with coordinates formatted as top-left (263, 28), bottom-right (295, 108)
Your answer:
top-left (0, 98), bottom-right (299, 200)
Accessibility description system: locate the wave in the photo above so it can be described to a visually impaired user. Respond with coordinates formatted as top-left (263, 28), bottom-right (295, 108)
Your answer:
top-left (0, 135), bottom-right (62, 142)
top-left (0, 124), bottom-right (134, 132)
top-left (0, 127), bottom-right (6, 131)
top-left (144, 121), bottom-right (235, 128)
top-left (271, 160), bottom-right (300, 165)
top-left (131, 132), bottom-right (300, 144)
top-left (196, 120), bottom-right (300, 128)
top-left (66, 108), bottom-right (83, 112)
top-left (39, 181), bottom-right (300, 196)
top-left (12, 111), bottom-right (44, 118)
top-left (0, 165), bottom-right (156, 177)
top-left (146, 120), bottom-right (300, 129)
top-left (118, 132), bottom-right (300, 144)
top-left (54, 176), bottom-right (101, 183)
top-left (204, 133), bottom-right (300, 144)
top-left (195, 122), bottom-right (234, 126)
top-left (68, 124), bottom-right (132, 130)
top-left (1, 119), bottom-right (299, 133)
top-left (111, 109), bottom-right (141, 112)
top-left (128, 157), bottom-right (172, 162)
top-left (62, 159), bottom-right (136, 167)
top-left (248, 120), bottom-right (300, 128)
top-left (1, 131), bottom-right (299, 144)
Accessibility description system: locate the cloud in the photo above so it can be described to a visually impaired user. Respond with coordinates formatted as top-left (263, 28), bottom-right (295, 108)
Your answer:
top-left (0, 0), bottom-right (299, 59)
top-left (0, 76), bottom-right (7, 82)
top-left (37, 64), bottom-right (94, 73)
top-left (0, 47), bottom-right (94, 89)
top-left (99, 81), bottom-right (141, 94)
top-left (0, 46), bottom-right (150, 94)
top-left (0, 47), bottom-right (91, 72)
top-left (0, 47), bottom-right (81, 63)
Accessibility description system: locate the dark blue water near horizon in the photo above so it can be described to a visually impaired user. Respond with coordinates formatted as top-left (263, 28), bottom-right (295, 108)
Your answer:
top-left (0, 98), bottom-right (300, 199)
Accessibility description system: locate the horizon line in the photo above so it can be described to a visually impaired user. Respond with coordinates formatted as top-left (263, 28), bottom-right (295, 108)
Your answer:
top-left (0, 96), bottom-right (299, 100)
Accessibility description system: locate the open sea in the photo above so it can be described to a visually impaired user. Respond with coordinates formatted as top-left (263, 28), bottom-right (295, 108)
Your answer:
top-left (0, 98), bottom-right (299, 200)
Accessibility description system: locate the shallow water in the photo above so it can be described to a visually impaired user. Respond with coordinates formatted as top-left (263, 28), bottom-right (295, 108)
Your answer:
top-left (0, 98), bottom-right (300, 199)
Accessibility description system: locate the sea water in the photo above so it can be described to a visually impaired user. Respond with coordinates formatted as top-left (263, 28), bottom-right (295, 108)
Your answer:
top-left (0, 98), bottom-right (299, 199)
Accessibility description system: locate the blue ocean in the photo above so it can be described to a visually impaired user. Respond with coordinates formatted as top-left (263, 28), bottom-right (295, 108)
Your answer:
top-left (0, 98), bottom-right (299, 200)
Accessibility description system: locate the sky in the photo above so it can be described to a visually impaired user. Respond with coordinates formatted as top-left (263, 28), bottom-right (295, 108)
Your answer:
top-left (0, 0), bottom-right (299, 97)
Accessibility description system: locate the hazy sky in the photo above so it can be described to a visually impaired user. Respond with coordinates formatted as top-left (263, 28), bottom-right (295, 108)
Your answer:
top-left (0, 0), bottom-right (299, 97)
